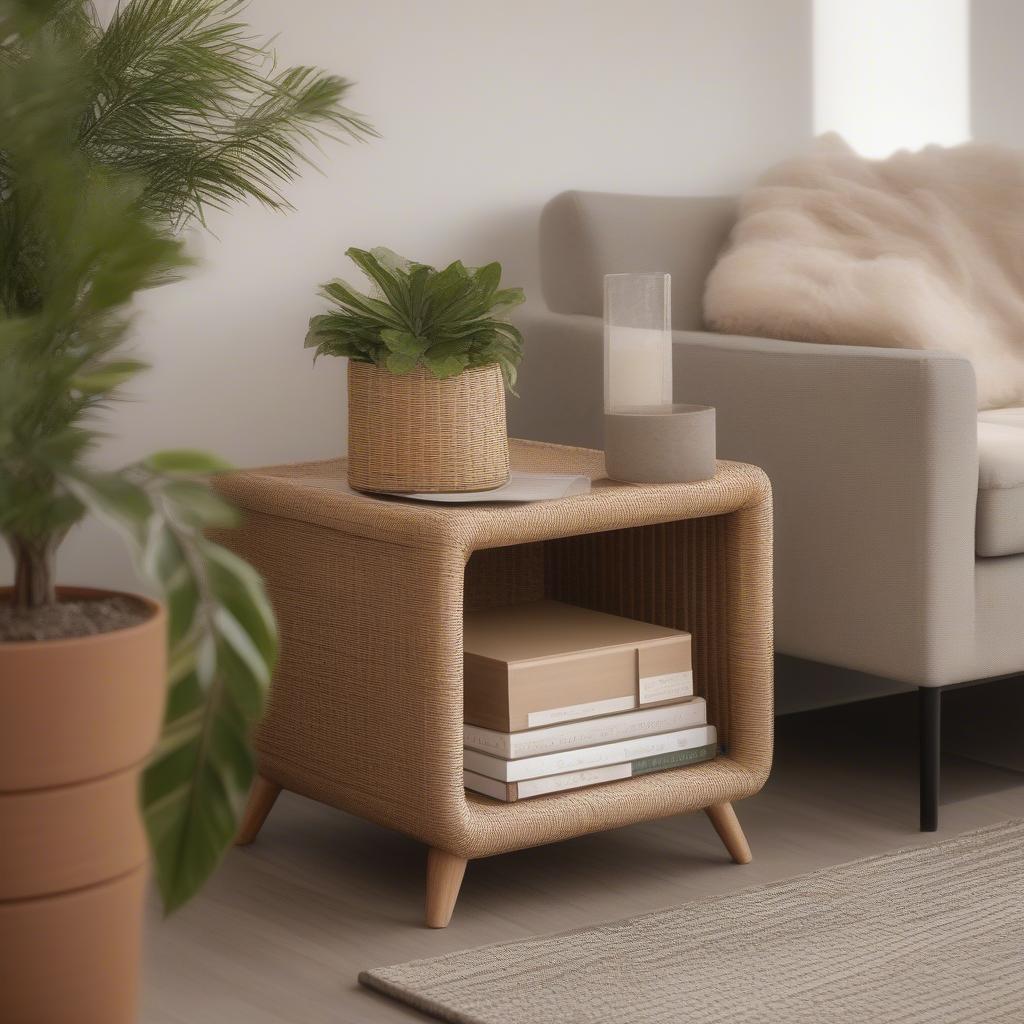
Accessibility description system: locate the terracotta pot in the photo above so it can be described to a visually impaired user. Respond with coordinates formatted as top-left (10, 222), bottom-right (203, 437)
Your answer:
top-left (347, 360), bottom-right (510, 493)
top-left (0, 587), bottom-right (165, 1024)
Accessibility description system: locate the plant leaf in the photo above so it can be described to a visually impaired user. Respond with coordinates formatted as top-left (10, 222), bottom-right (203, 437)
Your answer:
top-left (490, 287), bottom-right (526, 315)
top-left (380, 328), bottom-right (428, 356)
top-left (346, 247), bottom-right (411, 315)
top-left (367, 247), bottom-right (412, 274)
top-left (63, 470), bottom-right (153, 544)
top-left (424, 353), bottom-right (469, 379)
top-left (162, 479), bottom-right (241, 529)
top-left (202, 541), bottom-right (278, 664)
top-left (304, 314), bottom-right (333, 348)
top-left (384, 351), bottom-right (419, 374)
top-left (141, 531), bottom-right (276, 914)
top-left (143, 698), bottom-right (253, 913)
top-left (473, 261), bottom-right (501, 297)
top-left (321, 279), bottom-right (407, 329)
top-left (424, 338), bottom-right (472, 359)
top-left (144, 449), bottom-right (234, 476)
top-left (71, 359), bottom-right (149, 394)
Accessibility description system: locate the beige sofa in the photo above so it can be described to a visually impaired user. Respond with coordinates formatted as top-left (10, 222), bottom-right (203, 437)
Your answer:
top-left (509, 190), bottom-right (1024, 832)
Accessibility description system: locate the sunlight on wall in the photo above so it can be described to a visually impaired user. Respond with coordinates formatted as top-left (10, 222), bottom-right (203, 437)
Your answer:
top-left (814, 0), bottom-right (969, 157)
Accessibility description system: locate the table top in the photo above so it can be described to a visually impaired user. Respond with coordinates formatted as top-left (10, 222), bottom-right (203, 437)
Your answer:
top-left (215, 439), bottom-right (769, 552)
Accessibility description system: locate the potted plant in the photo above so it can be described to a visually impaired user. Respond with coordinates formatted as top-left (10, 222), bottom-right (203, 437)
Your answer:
top-left (306, 247), bottom-right (525, 493)
top-left (0, 2), bottom-right (370, 1020)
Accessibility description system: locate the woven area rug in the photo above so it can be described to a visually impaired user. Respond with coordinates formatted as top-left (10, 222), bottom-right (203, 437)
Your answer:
top-left (360, 820), bottom-right (1024, 1024)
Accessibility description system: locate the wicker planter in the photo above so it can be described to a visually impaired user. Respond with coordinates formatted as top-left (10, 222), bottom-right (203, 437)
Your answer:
top-left (347, 360), bottom-right (510, 493)
top-left (0, 587), bottom-right (165, 1024)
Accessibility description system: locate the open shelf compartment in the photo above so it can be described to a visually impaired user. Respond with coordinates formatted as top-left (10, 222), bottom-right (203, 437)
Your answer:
top-left (462, 518), bottom-right (733, 760)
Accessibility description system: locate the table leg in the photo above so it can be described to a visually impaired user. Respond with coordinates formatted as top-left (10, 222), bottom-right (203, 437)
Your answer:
top-left (425, 848), bottom-right (468, 928)
top-left (235, 775), bottom-right (282, 846)
top-left (704, 802), bottom-right (752, 864)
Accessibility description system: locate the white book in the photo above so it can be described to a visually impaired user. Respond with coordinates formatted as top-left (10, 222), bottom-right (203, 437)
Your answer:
top-left (463, 724), bottom-right (717, 782)
top-left (464, 698), bottom-right (706, 759)
top-left (464, 742), bottom-right (719, 801)
top-left (465, 763), bottom-right (631, 801)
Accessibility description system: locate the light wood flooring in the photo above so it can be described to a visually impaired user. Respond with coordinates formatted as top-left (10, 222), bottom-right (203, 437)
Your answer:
top-left (142, 690), bottom-right (1024, 1023)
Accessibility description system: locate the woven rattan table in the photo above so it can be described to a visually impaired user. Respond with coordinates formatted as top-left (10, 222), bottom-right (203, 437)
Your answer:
top-left (217, 440), bottom-right (773, 928)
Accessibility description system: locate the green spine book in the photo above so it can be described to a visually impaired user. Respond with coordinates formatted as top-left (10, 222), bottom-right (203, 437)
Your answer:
top-left (631, 743), bottom-right (718, 775)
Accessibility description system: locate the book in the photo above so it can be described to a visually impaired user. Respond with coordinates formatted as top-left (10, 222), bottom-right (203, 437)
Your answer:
top-left (463, 698), bottom-right (707, 759)
top-left (631, 745), bottom-right (718, 774)
top-left (388, 471), bottom-right (592, 504)
top-left (464, 600), bottom-right (693, 732)
top-left (463, 724), bottom-right (717, 783)
top-left (465, 743), bottom-right (718, 801)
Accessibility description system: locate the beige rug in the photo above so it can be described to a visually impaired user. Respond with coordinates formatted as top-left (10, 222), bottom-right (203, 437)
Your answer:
top-left (360, 820), bottom-right (1024, 1024)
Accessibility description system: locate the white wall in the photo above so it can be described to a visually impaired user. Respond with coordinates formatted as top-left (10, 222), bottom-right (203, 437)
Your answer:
top-left (814, 0), bottom-right (969, 157)
top-left (971, 0), bottom-right (1024, 145)
top-left (6, 0), bottom-right (812, 593)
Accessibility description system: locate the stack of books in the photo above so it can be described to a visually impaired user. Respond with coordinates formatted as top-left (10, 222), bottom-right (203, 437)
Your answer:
top-left (463, 600), bottom-right (717, 802)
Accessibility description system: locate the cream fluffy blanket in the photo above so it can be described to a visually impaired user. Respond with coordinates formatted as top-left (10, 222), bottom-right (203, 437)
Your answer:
top-left (704, 134), bottom-right (1024, 409)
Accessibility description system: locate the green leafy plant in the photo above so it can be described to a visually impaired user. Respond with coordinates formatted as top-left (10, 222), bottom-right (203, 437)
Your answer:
top-left (305, 247), bottom-right (526, 390)
top-left (0, 0), bottom-right (370, 911)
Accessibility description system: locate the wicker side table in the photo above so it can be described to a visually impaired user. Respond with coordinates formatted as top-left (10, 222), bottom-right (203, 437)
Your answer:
top-left (215, 440), bottom-right (773, 928)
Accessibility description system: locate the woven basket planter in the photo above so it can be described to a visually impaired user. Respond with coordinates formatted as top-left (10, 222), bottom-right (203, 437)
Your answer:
top-left (347, 360), bottom-right (510, 493)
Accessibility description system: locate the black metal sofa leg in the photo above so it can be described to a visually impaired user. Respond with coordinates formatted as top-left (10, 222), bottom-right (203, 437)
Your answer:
top-left (919, 686), bottom-right (942, 832)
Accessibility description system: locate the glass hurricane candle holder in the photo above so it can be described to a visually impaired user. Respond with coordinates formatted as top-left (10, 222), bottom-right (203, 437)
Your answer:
top-left (603, 272), bottom-right (716, 484)
top-left (603, 273), bottom-right (673, 413)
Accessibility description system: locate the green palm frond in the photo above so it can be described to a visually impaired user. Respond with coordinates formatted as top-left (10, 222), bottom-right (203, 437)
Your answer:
top-left (77, 0), bottom-right (373, 227)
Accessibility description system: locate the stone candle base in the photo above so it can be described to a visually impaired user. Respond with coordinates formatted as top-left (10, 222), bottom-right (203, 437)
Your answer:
top-left (604, 404), bottom-right (716, 484)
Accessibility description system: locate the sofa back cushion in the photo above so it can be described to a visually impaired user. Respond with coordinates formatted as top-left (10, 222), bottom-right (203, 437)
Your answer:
top-left (704, 134), bottom-right (1024, 409)
top-left (540, 191), bottom-right (735, 330)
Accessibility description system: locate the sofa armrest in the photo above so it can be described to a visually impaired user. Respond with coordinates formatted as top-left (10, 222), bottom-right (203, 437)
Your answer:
top-left (509, 310), bottom-right (979, 685)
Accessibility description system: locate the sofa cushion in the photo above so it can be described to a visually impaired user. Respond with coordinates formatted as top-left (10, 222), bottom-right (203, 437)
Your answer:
top-left (977, 408), bottom-right (1024, 556)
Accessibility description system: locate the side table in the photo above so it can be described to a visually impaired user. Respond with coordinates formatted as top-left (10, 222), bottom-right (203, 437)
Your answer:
top-left (214, 440), bottom-right (773, 927)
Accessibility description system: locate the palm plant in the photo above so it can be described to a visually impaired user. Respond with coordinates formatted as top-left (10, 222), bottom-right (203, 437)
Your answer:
top-left (0, 0), bottom-right (371, 910)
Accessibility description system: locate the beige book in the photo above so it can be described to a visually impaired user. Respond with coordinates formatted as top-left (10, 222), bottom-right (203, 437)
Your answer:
top-left (463, 600), bottom-right (692, 732)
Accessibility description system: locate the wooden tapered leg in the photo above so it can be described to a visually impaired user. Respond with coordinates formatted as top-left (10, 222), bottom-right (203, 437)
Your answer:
top-left (235, 775), bottom-right (282, 846)
top-left (704, 802), bottom-right (752, 864)
top-left (425, 848), bottom-right (468, 928)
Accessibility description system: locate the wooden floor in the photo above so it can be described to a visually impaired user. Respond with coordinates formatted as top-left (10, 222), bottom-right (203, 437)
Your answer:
top-left (142, 691), bottom-right (1024, 1024)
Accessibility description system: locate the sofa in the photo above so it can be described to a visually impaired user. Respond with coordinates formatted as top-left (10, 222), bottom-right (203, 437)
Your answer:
top-left (509, 190), bottom-right (1024, 831)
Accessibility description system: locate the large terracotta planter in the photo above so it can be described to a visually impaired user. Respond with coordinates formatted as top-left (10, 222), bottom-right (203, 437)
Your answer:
top-left (0, 587), bottom-right (165, 1024)
top-left (347, 360), bottom-right (510, 493)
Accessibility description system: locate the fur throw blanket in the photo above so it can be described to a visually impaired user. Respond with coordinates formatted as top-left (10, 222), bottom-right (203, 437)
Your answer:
top-left (704, 134), bottom-right (1024, 409)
